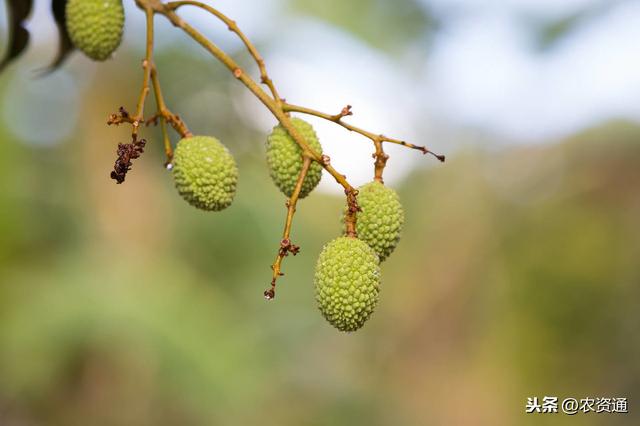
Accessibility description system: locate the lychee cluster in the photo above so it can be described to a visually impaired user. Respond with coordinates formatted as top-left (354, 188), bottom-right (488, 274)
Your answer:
top-left (172, 136), bottom-right (238, 211)
top-left (312, 181), bottom-right (405, 332)
top-left (0, 0), bottom-right (442, 336)
top-left (66, 0), bottom-right (125, 61)
top-left (105, 105), bottom-right (409, 333)
top-left (164, 117), bottom-right (406, 333)
top-left (266, 118), bottom-right (323, 198)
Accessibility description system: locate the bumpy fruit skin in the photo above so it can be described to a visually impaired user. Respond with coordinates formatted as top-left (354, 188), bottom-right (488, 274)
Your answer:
top-left (66, 0), bottom-right (125, 61)
top-left (172, 136), bottom-right (238, 211)
top-left (266, 118), bottom-right (323, 198)
top-left (314, 237), bottom-right (381, 332)
top-left (349, 181), bottom-right (405, 261)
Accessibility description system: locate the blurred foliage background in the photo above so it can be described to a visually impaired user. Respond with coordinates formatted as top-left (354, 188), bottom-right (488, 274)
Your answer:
top-left (0, 0), bottom-right (639, 425)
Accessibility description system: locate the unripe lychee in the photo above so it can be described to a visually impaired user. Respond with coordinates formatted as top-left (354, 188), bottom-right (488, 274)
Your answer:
top-left (347, 181), bottom-right (405, 261)
top-left (172, 136), bottom-right (238, 211)
top-left (266, 118), bottom-right (323, 198)
top-left (66, 0), bottom-right (125, 61)
top-left (314, 236), bottom-right (381, 332)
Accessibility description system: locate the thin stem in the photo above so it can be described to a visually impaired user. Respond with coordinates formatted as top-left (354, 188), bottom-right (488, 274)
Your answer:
top-left (265, 156), bottom-right (312, 300)
top-left (344, 189), bottom-right (359, 237)
top-left (373, 139), bottom-right (388, 183)
top-left (132, 7), bottom-right (156, 139)
top-left (149, 67), bottom-right (173, 162)
top-left (149, 65), bottom-right (192, 138)
top-left (166, 0), bottom-right (282, 104)
top-left (283, 102), bottom-right (446, 163)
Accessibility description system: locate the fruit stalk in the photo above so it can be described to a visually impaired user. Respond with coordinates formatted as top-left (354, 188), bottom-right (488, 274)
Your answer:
top-left (265, 156), bottom-right (313, 300)
top-left (149, 66), bottom-right (173, 162)
top-left (373, 139), bottom-right (388, 183)
top-left (131, 6), bottom-right (155, 140)
top-left (149, 65), bottom-right (192, 163)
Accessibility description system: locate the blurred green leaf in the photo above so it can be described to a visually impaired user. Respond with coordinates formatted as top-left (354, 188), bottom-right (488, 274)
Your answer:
top-left (535, 12), bottom-right (587, 51)
top-left (289, 0), bottom-right (437, 53)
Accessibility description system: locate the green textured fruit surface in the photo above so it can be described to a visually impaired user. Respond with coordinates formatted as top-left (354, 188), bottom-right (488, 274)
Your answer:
top-left (66, 0), bottom-right (124, 61)
top-left (172, 136), bottom-right (238, 211)
top-left (266, 118), bottom-right (323, 198)
top-left (349, 181), bottom-right (405, 261)
top-left (314, 237), bottom-right (381, 332)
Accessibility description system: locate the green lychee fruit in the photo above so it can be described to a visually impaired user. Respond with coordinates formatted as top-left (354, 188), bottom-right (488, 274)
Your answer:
top-left (172, 136), bottom-right (238, 211)
top-left (314, 236), bottom-right (381, 332)
top-left (266, 118), bottom-right (323, 198)
top-left (66, 0), bottom-right (125, 61)
top-left (347, 181), bottom-right (405, 261)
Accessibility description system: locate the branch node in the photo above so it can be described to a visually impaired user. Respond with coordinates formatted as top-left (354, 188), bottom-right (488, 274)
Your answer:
top-left (107, 106), bottom-right (133, 126)
top-left (279, 238), bottom-right (300, 257)
top-left (331, 104), bottom-right (353, 121)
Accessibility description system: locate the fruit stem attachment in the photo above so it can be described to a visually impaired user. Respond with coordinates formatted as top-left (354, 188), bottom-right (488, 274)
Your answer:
top-left (373, 139), bottom-right (388, 184)
top-left (344, 188), bottom-right (360, 237)
top-left (266, 156), bottom-right (312, 300)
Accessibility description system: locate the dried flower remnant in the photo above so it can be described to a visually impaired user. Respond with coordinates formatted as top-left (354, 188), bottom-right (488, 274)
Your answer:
top-left (110, 137), bottom-right (146, 184)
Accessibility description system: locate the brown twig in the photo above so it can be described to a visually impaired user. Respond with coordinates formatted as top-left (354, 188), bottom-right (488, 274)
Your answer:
top-left (165, 0), bottom-right (282, 105)
top-left (344, 188), bottom-right (361, 237)
top-left (107, 106), bottom-right (134, 126)
top-left (265, 156), bottom-right (312, 300)
top-left (373, 139), bottom-right (389, 183)
top-left (147, 65), bottom-right (192, 163)
top-left (282, 103), bottom-right (445, 180)
top-left (148, 67), bottom-right (173, 163)
top-left (131, 6), bottom-right (156, 139)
